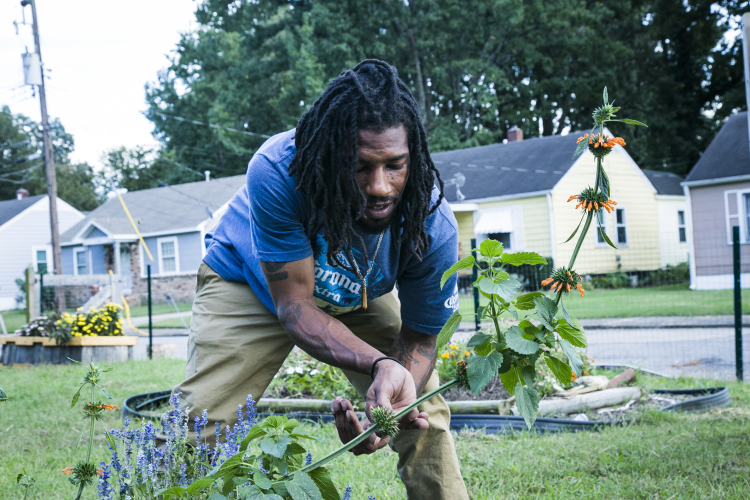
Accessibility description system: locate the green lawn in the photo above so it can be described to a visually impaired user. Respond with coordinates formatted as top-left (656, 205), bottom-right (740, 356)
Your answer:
top-left (126, 302), bottom-right (192, 318)
top-left (135, 316), bottom-right (192, 329)
top-left (459, 284), bottom-right (746, 319)
top-left (0, 308), bottom-right (27, 333)
top-left (0, 359), bottom-right (748, 499)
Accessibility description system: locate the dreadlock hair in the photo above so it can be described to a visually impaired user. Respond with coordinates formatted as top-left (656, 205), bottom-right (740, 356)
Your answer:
top-left (288, 59), bottom-right (445, 272)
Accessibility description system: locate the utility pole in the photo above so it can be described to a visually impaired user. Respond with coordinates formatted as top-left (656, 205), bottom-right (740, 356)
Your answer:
top-left (22, 0), bottom-right (64, 311)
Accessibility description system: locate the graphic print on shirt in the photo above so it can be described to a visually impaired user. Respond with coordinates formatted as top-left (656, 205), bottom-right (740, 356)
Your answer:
top-left (312, 234), bottom-right (388, 315)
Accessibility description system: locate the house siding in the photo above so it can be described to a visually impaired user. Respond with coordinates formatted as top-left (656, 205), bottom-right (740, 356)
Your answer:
top-left (141, 231), bottom-right (202, 277)
top-left (552, 149), bottom-right (661, 275)
top-left (477, 197), bottom-right (552, 258)
top-left (454, 212), bottom-right (475, 257)
top-left (655, 195), bottom-right (689, 267)
top-left (689, 180), bottom-right (750, 280)
top-left (90, 245), bottom-right (106, 274)
top-left (62, 247), bottom-right (75, 274)
top-left (0, 197), bottom-right (84, 310)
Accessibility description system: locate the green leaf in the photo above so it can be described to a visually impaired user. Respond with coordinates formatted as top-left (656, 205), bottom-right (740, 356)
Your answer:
top-left (239, 426), bottom-right (267, 452)
top-left (466, 352), bottom-right (503, 396)
top-left (520, 365), bottom-right (536, 387)
top-left (290, 432), bottom-right (318, 441)
top-left (260, 436), bottom-right (292, 459)
top-left (0, 387), bottom-right (10, 402)
top-left (559, 338), bottom-right (583, 377)
top-left (186, 477), bottom-right (215, 494)
top-left (98, 385), bottom-right (113, 400)
top-left (436, 311), bottom-right (462, 348)
top-left (208, 454), bottom-right (244, 477)
top-left (272, 482), bottom-right (290, 498)
top-left (287, 472), bottom-right (323, 500)
top-left (237, 486), bottom-right (264, 500)
top-left (504, 326), bottom-right (539, 355)
top-left (514, 292), bottom-right (543, 311)
top-left (598, 167), bottom-right (610, 198)
top-left (154, 486), bottom-right (186, 500)
top-left (616, 118), bottom-right (647, 127)
top-left (564, 212), bottom-right (587, 243)
top-left (105, 432), bottom-right (117, 451)
top-left (557, 318), bottom-right (587, 348)
top-left (499, 368), bottom-right (521, 396)
top-left (286, 442), bottom-right (308, 456)
top-left (477, 277), bottom-right (521, 302)
top-left (261, 415), bottom-right (286, 430)
top-left (467, 333), bottom-right (492, 348)
top-left (493, 270), bottom-right (511, 281)
top-left (603, 86), bottom-right (608, 104)
top-left (515, 382), bottom-right (540, 429)
top-left (207, 494), bottom-right (228, 500)
top-left (475, 338), bottom-right (494, 356)
top-left (533, 296), bottom-right (557, 331)
top-left (283, 419), bottom-right (301, 433)
top-left (254, 470), bottom-right (272, 490)
top-left (501, 252), bottom-right (547, 266)
top-left (561, 299), bottom-right (573, 326)
top-left (70, 389), bottom-right (81, 409)
top-left (597, 217), bottom-right (617, 249)
top-left (573, 134), bottom-right (589, 158)
top-left (308, 467), bottom-right (340, 500)
top-left (440, 255), bottom-right (475, 289)
top-left (545, 355), bottom-right (573, 386)
top-left (479, 239), bottom-right (504, 259)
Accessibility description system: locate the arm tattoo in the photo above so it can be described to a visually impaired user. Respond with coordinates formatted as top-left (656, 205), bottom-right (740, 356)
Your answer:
top-left (264, 262), bottom-right (288, 272)
top-left (267, 271), bottom-right (288, 282)
top-left (278, 302), bottom-right (303, 326)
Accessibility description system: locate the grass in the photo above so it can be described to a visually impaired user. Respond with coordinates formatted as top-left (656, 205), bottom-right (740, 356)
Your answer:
top-left (0, 308), bottom-right (26, 333)
top-left (135, 317), bottom-right (192, 329)
top-left (126, 302), bottom-right (192, 318)
top-left (0, 359), bottom-right (749, 499)
top-left (459, 284), bottom-right (746, 319)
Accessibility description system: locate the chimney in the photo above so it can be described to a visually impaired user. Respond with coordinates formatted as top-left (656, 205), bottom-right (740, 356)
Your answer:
top-left (507, 125), bottom-right (523, 142)
top-left (205, 170), bottom-right (211, 182)
top-left (16, 188), bottom-right (29, 200)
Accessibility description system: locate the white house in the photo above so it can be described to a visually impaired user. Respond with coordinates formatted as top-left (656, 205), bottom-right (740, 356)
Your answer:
top-left (0, 189), bottom-right (85, 310)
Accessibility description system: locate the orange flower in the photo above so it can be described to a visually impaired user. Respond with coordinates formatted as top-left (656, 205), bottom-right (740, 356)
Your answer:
top-left (566, 283), bottom-right (571, 293)
top-left (96, 468), bottom-right (104, 476)
top-left (61, 467), bottom-right (74, 475)
top-left (576, 284), bottom-right (585, 297)
top-left (576, 133), bottom-right (589, 144)
top-left (99, 404), bottom-right (117, 411)
top-left (567, 194), bottom-right (579, 202)
top-left (541, 278), bottom-right (554, 286)
top-left (571, 372), bottom-right (577, 381)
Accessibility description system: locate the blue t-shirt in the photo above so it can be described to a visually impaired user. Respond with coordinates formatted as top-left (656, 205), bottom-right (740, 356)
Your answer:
top-left (203, 129), bottom-right (459, 335)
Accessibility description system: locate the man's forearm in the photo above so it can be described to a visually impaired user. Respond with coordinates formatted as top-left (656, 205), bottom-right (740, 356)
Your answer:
top-left (277, 298), bottom-right (383, 375)
top-left (388, 327), bottom-right (438, 395)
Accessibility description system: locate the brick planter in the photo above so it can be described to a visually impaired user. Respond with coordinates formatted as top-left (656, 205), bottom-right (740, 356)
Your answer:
top-left (0, 335), bottom-right (138, 366)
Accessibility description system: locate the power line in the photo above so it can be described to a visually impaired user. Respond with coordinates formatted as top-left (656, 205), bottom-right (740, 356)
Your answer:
top-left (151, 111), bottom-right (271, 139)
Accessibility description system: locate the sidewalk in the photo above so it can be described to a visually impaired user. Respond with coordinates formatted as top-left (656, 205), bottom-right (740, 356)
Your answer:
top-left (125, 310), bottom-right (191, 337)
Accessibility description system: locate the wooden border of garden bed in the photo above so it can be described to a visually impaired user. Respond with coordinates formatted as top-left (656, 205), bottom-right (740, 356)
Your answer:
top-left (0, 335), bottom-right (139, 365)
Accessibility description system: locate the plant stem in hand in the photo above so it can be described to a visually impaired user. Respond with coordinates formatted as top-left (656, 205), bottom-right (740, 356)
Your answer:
top-left (300, 378), bottom-right (461, 473)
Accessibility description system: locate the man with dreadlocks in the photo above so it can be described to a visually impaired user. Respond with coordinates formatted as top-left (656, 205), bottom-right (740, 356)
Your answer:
top-left (171, 60), bottom-right (468, 499)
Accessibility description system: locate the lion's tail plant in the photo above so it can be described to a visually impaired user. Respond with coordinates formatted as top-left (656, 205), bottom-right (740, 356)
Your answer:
top-left (63, 359), bottom-right (116, 500)
top-left (415, 88), bottom-right (646, 431)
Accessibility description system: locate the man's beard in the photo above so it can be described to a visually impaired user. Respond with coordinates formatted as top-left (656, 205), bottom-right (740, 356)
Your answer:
top-left (355, 196), bottom-right (400, 234)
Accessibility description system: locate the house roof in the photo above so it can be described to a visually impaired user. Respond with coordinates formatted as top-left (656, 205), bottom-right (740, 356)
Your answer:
top-left (642, 170), bottom-right (684, 195)
top-left (61, 175), bottom-right (246, 243)
top-left (684, 112), bottom-right (750, 184)
top-left (0, 194), bottom-right (46, 227)
top-left (431, 133), bottom-right (582, 202)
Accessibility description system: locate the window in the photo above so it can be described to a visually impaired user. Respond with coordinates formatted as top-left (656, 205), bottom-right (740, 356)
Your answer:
top-left (36, 249), bottom-right (48, 274)
top-left (488, 232), bottom-right (511, 250)
top-left (745, 194), bottom-right (750, 242)
top-left (158, 237), bottom-right (179, 274)
top-left (74, 248), bottom-right (88, 275)
top-left (678, 210), bottom-right (686, 243)
top-left (616, 208), bottom-right (628, 245)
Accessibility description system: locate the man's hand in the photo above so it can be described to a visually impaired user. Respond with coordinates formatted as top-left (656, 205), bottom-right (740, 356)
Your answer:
top-left (332, 397), bottom-right (390, 456)
top-left (366, 359), bottom-right (429, 433)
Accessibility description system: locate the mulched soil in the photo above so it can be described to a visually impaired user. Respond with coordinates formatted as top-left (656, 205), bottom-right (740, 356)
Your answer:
top-left (441, 375), bottom-right (510, 401)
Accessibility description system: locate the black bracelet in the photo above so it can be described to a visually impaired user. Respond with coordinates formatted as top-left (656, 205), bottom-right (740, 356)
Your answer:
top-left (370, 356), bottom-right (404, 379)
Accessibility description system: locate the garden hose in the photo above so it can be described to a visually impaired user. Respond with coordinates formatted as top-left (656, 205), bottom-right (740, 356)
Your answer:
top-left (121, 295), bottom-right (148, 336)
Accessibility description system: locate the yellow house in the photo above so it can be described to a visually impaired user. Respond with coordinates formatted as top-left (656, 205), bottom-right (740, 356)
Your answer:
top-left (432, 129), bottom-right (688, 278)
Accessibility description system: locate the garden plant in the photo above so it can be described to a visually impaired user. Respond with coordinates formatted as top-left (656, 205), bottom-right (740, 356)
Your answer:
top-left (16, 303), bottom-right (125, 345)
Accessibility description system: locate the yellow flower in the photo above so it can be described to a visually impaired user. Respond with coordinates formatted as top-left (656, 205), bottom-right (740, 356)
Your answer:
top-left (464, 351), bottom-right (471, 357)
top-left (450, 344), bottom-right (458, 350)
top-left (441, 353), bottom-right (450, 359)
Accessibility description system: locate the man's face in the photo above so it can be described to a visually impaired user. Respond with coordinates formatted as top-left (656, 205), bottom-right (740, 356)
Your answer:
top-left (355, 125), bottom-right (409, 233)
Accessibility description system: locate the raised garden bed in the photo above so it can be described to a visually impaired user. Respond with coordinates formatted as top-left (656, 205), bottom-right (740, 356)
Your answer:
top-left (0, 335), bottom-right (138, 365)
top-left (122, 385), bottom-right (731, 434)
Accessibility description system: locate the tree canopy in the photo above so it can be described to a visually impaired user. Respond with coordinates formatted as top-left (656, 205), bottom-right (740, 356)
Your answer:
top-left (144, 0), bottom-right (748, 179)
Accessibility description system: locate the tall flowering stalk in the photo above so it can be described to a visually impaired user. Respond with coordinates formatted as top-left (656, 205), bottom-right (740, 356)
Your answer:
top-left (64, 360), bottom-right (116, 500)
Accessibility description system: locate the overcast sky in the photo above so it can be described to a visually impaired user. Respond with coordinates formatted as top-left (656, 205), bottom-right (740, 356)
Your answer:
top-left (0, 0), bottom-right (197, 168)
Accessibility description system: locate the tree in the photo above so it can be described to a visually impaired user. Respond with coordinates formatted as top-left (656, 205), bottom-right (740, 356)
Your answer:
top-left (0, 106), bottom-right (102, 210)
top-left (144, 0), bottom-right (749, 177)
